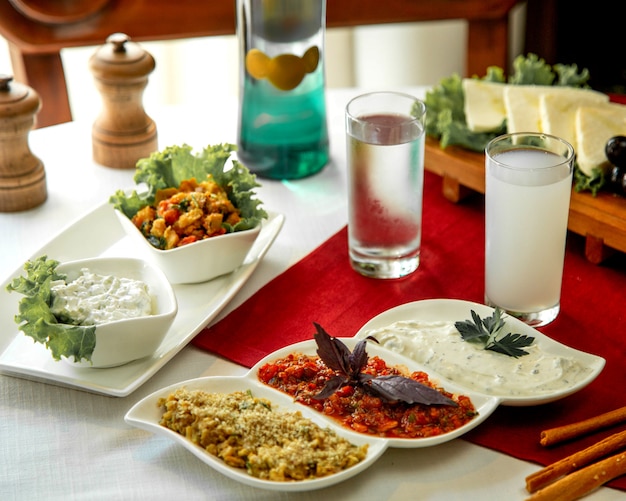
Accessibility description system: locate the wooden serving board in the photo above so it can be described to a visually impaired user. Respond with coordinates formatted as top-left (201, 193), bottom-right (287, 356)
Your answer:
top-left (424, 136), bottom-right (626, 264)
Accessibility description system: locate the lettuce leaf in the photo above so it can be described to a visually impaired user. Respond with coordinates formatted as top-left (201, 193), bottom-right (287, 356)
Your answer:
top-left (423, 53), bottom-right (591, 152)
top-left (508, 53), bottom-right (556, 85)
top-left (5, 256), bottom-right (96, 362)
top-left (574, 165), bottom-right (605, 195)
top-left (109, 143), bottom-right (267, 232)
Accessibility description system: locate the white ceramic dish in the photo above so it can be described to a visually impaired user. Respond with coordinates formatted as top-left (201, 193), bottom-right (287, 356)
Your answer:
top-left (54, 257), bottom-right (178, 368)
top-left (355, 299), bottom-right (606, 406)
top-left (0, 202), bottom-right (284, 396)
top-left (125, 338), bottom-right (500, 491)
top-left (114, 209), bottom-right (262, 284)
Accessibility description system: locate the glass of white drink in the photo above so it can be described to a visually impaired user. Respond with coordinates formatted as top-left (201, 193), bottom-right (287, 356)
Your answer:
top-left (485, 132), bottom-right (575, 326)
top-left (345, 92), bottom-right (426, 279)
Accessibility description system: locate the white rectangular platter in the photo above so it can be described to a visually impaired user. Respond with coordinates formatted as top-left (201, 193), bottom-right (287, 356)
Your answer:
top-left (0, 203), bottom-right (284, 397)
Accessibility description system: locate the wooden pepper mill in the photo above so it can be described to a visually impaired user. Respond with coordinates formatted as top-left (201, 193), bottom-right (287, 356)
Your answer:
top-left (89, 33), bottom-right (158, 169)
top-left (0, 74), bottom-right (47, 212)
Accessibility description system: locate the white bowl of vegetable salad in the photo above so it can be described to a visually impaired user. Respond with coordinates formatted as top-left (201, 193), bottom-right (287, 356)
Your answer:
top-left (6, 255), bottom-right (178, 368)
top-left (110, 144), bottom-right (268, 284)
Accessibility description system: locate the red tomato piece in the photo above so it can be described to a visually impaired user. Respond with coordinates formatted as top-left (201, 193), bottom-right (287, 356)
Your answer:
top-left (162, 208), bottom-right (180, 225)
top-left (179, 235), bottom-right (198, 246)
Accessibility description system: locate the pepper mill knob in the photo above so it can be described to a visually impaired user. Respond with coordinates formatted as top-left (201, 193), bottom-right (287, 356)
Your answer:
top-left (89, 33), bottom-right (158, 169)
top-left (0, 74), bottom-right (47, 212)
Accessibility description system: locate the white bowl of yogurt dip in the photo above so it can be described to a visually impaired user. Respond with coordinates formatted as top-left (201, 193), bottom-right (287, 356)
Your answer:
top-left (53, 256), bottom-right (178, 368)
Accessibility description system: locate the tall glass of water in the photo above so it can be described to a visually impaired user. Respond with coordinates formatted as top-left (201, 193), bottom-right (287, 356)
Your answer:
top-left (346, 91), bottom-right (426, 279)
top-left (485, 132), bottom-right (575, 326)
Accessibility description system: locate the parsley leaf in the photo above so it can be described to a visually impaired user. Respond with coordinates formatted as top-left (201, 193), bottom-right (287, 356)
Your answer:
top-left (488, 332), bottom-right (536, 358)
top-left (454, 308), bottom-right (534, 358)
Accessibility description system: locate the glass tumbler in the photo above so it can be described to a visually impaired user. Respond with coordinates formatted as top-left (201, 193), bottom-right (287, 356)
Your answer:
top-left (485, 132), bottom-right (575, 326)
top-left (346, 91), bottom-right (426, 279)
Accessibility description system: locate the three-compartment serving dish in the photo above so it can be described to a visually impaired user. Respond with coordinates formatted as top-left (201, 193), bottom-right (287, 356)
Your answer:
top-left (125, 298), bottom-right (605, 491)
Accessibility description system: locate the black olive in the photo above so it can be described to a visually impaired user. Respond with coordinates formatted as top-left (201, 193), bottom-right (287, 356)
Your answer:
top-left (605, 135), bottom-right (626, 168)
top-left (609, 165), bottom-right (626, 194)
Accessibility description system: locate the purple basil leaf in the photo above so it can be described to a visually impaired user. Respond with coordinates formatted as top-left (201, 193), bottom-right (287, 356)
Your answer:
top-left (348, 339), bottom-right (369, 376)
top-left (356, 373), bottom-right (374, 383)
top-left (314, 323), bottom-right (351, 374)
top-left (312, 323), bottom-right (460, 406)
top-left (364, 375), bottom-right (458, 406)
top-left (314, 375), bottom-right (347, 399)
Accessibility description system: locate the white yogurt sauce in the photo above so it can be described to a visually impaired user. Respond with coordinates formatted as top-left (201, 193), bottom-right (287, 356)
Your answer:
top-left (50, 268), bottom-right (152, 325)
top-left (365, 320), bottom-right (591, 397)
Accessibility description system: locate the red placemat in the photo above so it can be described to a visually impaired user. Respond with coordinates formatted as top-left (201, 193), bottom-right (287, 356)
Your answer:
top-left (193, 170), bottom-right (626, 489)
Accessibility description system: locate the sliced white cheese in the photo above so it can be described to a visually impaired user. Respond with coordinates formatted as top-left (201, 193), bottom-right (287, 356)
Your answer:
top-left (576, 102), bottom-right (626, 176)
top-left (462, 81), bottom-right (622, 175)
top-left (503, 85), bottom-right (547, 134)
top-left (462, 79), bottom-right (506, 132)
top-left (539, 88), bottom-right (608, 153)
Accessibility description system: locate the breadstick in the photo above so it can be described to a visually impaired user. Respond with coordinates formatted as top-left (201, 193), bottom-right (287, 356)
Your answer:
top-left (526, 429), bottom-right (626, 493)
top-left (540, 406), bottom-right (626, 446)
top-left (526, 451), bottom-right (626, 501)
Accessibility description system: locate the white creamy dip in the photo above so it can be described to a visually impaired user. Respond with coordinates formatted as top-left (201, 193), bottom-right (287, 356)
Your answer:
top-left (50, 268), bottom-right (152, 325)
top-left (365, 320), bottom-right (591, 397)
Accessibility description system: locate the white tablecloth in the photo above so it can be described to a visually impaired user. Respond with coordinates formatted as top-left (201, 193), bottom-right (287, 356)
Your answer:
top-left (0, 87), bottom-right (621, 500)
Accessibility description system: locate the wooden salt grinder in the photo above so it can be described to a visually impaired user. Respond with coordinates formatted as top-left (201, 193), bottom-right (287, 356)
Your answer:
top-left (89, 33), bottom-right (158, 169)
top-left (0, 75), bottom-right (47, 212)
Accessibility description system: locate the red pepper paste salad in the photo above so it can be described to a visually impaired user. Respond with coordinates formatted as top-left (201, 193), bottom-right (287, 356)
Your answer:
top-left (257, 352), bottom-right (478, 439)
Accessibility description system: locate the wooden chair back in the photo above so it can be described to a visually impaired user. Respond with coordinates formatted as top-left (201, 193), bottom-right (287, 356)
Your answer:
top-left (0, 0), bottom-right (522, 128)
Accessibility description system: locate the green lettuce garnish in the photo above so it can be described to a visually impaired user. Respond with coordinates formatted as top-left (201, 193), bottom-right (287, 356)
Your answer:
top-left (109, 143), bottom-right (267, 231)
top-left (420, 53), bottom-right (591, 153)
top-left (5, 256), bottom-right (96, 363)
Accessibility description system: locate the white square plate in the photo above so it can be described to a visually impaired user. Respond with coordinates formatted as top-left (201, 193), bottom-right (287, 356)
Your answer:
top-left (0, 203), bottom-right (284, 396)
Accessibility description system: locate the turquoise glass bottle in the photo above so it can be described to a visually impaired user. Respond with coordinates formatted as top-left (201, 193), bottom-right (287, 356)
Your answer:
top-left (236, 0), bottom-right (329, 179)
